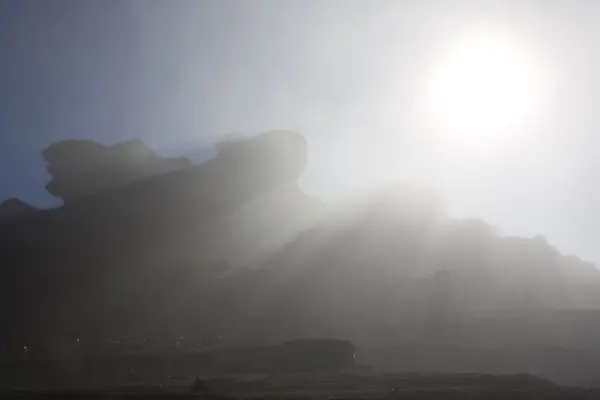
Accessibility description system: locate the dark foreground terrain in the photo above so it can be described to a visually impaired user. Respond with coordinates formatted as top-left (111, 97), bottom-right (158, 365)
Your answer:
top-left (5, 372), bottom-right (600, 399)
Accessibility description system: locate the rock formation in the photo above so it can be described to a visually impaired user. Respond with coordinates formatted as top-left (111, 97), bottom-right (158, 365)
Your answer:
top-left (43, 138), bottom-right (192, 202)
top-left (0, 130), bottom-right (315, 346)
top-left (2, 128), bottom-right (600, 390)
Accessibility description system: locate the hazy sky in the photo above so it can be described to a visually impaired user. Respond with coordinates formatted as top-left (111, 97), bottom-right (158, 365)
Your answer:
top-left (1, 0), bottom-right (600, 263)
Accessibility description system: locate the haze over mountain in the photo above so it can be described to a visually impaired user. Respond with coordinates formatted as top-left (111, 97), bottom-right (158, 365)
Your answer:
top-left (2, 131), bottom-right (600, 386)
top-left (2, 1), bottom-right (600, 264)
top-left (5, 0), bottom-right (600, 390)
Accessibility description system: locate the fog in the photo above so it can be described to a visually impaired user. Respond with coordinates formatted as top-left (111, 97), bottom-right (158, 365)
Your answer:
top-left (54, 0), bottom-right (600, 263)
top-left (4, 0), bottom-right (600, 392)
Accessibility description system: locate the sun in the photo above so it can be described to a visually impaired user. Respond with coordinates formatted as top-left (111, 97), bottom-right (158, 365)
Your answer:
top-left (424, 29), bottom-right (549, 153)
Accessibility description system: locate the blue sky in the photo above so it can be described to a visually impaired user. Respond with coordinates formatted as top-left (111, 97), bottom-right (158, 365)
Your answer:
top-left (2, 0), bottom-right (600, 264)
top-left (0, 1), bottom-right (225, 206)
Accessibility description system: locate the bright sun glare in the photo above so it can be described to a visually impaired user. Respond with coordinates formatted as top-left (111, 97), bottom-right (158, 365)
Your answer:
top-left (425, 29), bottom-right (548, 152)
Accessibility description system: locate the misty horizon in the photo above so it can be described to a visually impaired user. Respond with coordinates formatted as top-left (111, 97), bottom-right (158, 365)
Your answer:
top-left (2, 1), bottom-right (599, 265)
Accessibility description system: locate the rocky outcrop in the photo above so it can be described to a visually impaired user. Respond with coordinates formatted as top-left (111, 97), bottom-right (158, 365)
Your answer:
top-left (43, 138), bottom-right (192, 202)
top-left (0, 130), bottom-right (314, 345)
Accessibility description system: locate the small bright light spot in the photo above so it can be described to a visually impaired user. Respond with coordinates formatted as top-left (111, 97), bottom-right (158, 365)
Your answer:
top-left (424, 28), bottom-right (550, 154)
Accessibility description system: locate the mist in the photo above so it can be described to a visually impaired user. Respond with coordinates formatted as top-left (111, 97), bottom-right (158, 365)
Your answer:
top-left (2, 0), bottom-right (598, 262)
top-left (3, 0), bottom-right (600, 394)
top-left (115, 0), bottom-right (598, 262)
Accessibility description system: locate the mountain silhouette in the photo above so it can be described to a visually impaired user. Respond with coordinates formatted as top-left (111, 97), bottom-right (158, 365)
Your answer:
top-left (1, 130), bottom-right (600, 386)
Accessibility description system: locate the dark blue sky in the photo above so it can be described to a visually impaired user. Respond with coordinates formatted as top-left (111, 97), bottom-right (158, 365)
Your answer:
top-left (0, 1), bottom-right (219, 206)
top-left (1, 0), bottom-right (600, 263)
top-left (2, 2), bottom-right (129, 205)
